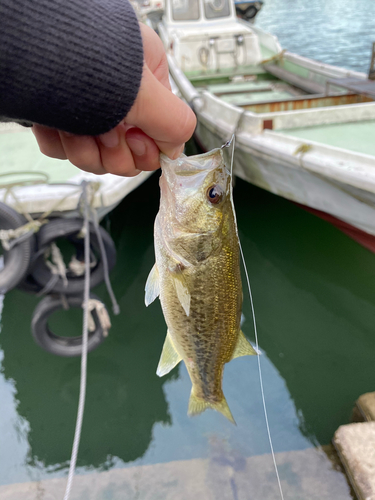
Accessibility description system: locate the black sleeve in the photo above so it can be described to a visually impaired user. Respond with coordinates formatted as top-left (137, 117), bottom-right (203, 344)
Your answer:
top-left (0, 0), bottom-right (144, 135)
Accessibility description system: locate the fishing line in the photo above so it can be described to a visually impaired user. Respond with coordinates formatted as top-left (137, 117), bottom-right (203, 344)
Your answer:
top-left (229, 137), bottom-right (285, 500)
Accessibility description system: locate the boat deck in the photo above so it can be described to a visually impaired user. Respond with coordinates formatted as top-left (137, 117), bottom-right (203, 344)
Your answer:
top-left (193, 72), bottom-right (373, 110)
top-left (281, 119), bottom-right (375, 157)
top-left (0, 126), bottom-right (80, 184)
top-left (207, 80), bottom-right (293, 105)
top-left (0, 125), bottom-right (152, 217)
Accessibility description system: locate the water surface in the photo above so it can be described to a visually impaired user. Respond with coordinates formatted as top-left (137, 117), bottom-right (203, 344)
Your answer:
top-left (2, 171), bottom-right (374, 498)
top-left (256, 0), bottom-right (375, 73)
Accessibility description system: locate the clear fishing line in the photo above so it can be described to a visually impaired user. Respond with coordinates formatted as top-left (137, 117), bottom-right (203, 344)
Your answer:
top-left (229, 137), bottom-right (285, 500)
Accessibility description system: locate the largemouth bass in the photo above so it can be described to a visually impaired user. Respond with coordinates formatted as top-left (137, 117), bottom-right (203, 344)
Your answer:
top-left (145, 147), bottom-right (257, 423)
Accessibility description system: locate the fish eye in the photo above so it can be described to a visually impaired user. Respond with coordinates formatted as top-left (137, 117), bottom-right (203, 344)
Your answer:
top-left (206, 185), bottom-right (224, 204)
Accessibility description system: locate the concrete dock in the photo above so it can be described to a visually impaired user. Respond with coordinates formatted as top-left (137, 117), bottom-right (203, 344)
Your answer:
top-left (0, 446), bottom-right (352, 500)
top-left (333, 392), bottom-right (375, 500)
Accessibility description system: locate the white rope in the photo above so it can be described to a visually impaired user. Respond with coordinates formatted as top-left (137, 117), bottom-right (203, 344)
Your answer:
top-left (63, 181), bottom-right (91, 500)
top-left (90, 208), bottom-right (120, 315)
top-left (229, 138), bottom-right (285, 500)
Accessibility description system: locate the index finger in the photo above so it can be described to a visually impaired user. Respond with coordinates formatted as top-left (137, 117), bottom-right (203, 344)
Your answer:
top-left (125, 65), bottom-right (196, 159)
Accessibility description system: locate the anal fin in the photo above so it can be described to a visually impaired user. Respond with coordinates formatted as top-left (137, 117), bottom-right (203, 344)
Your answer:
top-left (188, 391), bottom-right (236, 425)
top-left (156, 330), bottom-right (182, 377)
top-left (231, 330), bottom-right (258, 359)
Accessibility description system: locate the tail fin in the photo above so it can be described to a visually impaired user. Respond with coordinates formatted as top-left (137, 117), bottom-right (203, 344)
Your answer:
top-left (188, 391), bottom-right (236, 425)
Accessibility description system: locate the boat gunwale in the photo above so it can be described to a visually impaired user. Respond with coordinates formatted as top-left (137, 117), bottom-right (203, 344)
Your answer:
top-left (199, 106), bottom-right (375, 192)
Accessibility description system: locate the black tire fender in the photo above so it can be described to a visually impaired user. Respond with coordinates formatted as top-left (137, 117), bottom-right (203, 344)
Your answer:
top-left (31, 293), bottom-right (107, 357)
top-left (30, 218), bottom-right (116, 295)
top-left (244, 5), bottom-right (257, 19)
top-left (0, 202), bottom-right (35, 293)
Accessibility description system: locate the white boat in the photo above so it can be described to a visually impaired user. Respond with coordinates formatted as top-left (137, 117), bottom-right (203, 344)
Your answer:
top-left (157, 0), bottom-right (375, 240)
top-left (0, 123), bottom-right (152, 301)
top-left (0, 123), bottom-right (151, 219)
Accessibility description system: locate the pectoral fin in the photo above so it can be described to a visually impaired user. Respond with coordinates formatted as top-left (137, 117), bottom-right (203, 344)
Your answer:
top-left (172, 275), bottom-right (191, 316)
top-left (156, 330), bottom-right (182, 377)
top-left (231, 330), bottom-right (258, 359)
top-left (145, 264), bottom-right (160, 306)
top-left (188, 391), bottom-right (236, 425)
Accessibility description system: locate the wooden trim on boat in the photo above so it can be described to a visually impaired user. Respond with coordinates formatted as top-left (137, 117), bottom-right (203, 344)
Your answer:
top-left (241, 93), bottom-right (372, 113)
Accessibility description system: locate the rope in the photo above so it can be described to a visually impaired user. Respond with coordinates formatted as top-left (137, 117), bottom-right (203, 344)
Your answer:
top-left (62, 179), bottom-right (118, 500)
top-left (0, 170), bottom-right (49, 187)
top-left (260, 49), bottom-right (286, 66)
top-left (36, 274), bottom-right (60, 297)
top-left (63, 181), bottom-right (91, 500)
top-left (0, 184), bottom-right (83, 251)
top-left (90, 208), bottom-right (120, 315)
top-left (294, 143), bottom-right (313, 168)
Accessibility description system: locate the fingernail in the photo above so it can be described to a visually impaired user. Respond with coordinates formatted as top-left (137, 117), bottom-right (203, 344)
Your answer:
top-left (127, 137), bottom-right (146, 156)
top-left (170, 145), bottom-right (185, 160)
top-left (99, 129), bottom-right (119, 148)
top-left (61, 131), bottom-right (74, 138)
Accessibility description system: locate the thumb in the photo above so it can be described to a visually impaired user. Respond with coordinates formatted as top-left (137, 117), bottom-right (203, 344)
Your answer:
top-left (125, 65), bottom-right (196, 159)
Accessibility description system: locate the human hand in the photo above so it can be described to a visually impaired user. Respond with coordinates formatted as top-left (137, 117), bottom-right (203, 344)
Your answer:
top-left (32, 24), bottom-right (196, 176)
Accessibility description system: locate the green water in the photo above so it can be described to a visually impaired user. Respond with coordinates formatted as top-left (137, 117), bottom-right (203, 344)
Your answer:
top-left (1, 162), bottom-right (374, 495)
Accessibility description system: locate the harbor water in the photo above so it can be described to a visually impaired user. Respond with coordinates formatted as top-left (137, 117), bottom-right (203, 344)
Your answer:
top-left (1, 2), bottom-right (375, 498)
top-left (256, 0), bottom-right (375, 73)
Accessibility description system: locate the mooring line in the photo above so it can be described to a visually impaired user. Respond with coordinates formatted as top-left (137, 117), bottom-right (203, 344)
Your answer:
top-left (229, 137), bottom-right (285, 500)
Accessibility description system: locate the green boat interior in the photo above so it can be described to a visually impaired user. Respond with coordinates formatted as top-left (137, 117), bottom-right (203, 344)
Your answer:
top-left (188, 69), bottom-right (374, 110)
top-left (281, 119), bottom-right (375, 157)
top-left (0, 128), bottom-right (80, 184)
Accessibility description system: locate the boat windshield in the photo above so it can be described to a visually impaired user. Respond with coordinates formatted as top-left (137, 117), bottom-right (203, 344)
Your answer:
top-left (171, 0), bottom-right (200, 20)
top-left (203, 0), bottom-right (231, 19)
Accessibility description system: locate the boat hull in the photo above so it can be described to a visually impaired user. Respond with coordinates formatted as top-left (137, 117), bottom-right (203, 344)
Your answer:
top-left (194, 108), bottom-right (375, 237)
top-left (0, 124), bottom-right (152, 220)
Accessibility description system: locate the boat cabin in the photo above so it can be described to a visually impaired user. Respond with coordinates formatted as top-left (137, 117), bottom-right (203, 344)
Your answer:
top-left (159, 0), bottom-right (263, 73)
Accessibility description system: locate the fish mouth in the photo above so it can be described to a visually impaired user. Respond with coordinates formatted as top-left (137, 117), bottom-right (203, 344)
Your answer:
top-left (160, 149), bottom-right (230, 177)
top-left (160, 148), bottom-right (221, 164)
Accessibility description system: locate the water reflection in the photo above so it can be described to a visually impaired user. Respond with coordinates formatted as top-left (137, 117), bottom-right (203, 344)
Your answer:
top-left (0, 174), bottom-right (172, 483)
top-left (235, 179), bottom-right (375, 444)
top-left (0, 172), bottom-right (373, 496)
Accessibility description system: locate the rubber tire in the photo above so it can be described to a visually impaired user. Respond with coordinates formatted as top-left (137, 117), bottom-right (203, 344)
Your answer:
top-left (244, 5), bottom-right (257, 19)
top-left (0, 202), bottom-right (35, 293)
top-left (31, 293), bottom-right (106, 357)
top-left (30, 218), bottom-right (116, 295)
